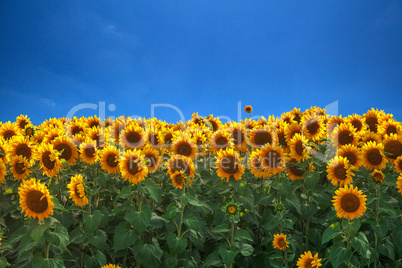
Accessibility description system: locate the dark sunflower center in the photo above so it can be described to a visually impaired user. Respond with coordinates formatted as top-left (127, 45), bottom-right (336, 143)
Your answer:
top-left (289, 164), bottom-right (304, 176)
top-left (16, 144), bottom-right (32, 159)
top-left (295, 141), bottom-right (304, 156)
top-left (19, 120), bottom-right (28, 129)
top-left (164, 133), bottom-right (173, 145)
top-left (126, 157), bottom-right (140, 175)
top-left (386, 126), bottom-right (397, 135)
top-left (71, 126), bottom-right (83, 136)
top-left (307, 121), bottom-right (319, 135)
top-left (351, 120), bottom-right (362, 132)
top-left (334, 165), bottom-right (347, 180)
top-left (278, 133), bottom-right (287, 147)
top-left (89, 121), bottom-right (99, 128)
top-left (106, 154), bottom-right (118, 168)
top-left (399, 160), bottom-right (402, 171)
top-left (55, 143), bottom-right (72, 161)
top-left (175, 175), bottom-right (184, 185)
top-left (366, 117), bottom-right (378, 133)
top-left (231, 129), bottom-right (244, 145)
top-left (3, 130), bottom-right (16, 140)
top-left (126, 132), bottom-right (141, 145)
top-left (278, 239), bottom-right (286, 247)
top-left (367, 149), bottom-right (382, 165)
top-left (339, 130), bottom-right (353, 145)
top-left (220, 156), bottom-right (238, 175)
top-left (74, 184), bottom-right (84, 198)
top-left (42, 151), bottom-right (56, 170)
top-left (384, 140), bottom-right (402, 159)
top-left (304, 259), bottom-right (313, 268)
top-left (215, 136), bottom-right (228, 148)
top-left (254, 131), bottom-right (272, 147)
top-left (15, 162), bottom-right (25, 174)
top-left (170, 159), bottom-right (190, 176)
top-left (373, 173), bottom-right (383, 182)
top-left (26, 190), bottom-right (48, 213)
top-left (144, 155), bottom-right (156, 168)
top-left (340, 193), bottom-right (360, 213)
top-left (149, 134), bottom-right (158, 146)
top-left (208, 120), bottom-right (218, 131)
top-left (85, 147), bottom-right (95, 158)
top-left (177, 142), bottom-right (192, 156)
top-left (294, 114), bottom-right (301, 123)
top-left (245, 107), bottom-right (251, 112)
top-left (251, 157), bottom-right (262, 169)
top-left (342, 152), bottom-right (357, 166)
top-left (263, 151), bottom-right (281, 168)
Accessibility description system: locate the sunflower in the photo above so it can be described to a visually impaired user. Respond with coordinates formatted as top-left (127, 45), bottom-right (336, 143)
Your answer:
top-left (395, 156), bottom-right (402, 174)
top-left (142, 147), bottom-right (161, 173)
top-left (171, 133), bottom-right (198, 160)
top-left (169, 170), bottom-right (189, 189)
top-left (6, 135), bottom-right (34, 161)
top-left (301, 113), bottom-right (325, 141)
top-left (397, 175), bottom-right (402, 195)
top-left (16, 115), bottom-right (31, 130)
top-left (259, 144), bottom-right (285, 175)
top-left (289, 133), bottom-right (309, 163)
top-left (326, 156), bottom-right (353, 187)
top-left (337, 144), bottom-right (362, 169)
top-left (378, 119), bottom-right (401, 138)
top-left (24, 124), bottom-right (35, 137)
top-left (286, 158), bottom-right (312, 181)
top-left (0, 137), bottom-right (7, 162)
top-left (205, 115), bottom-right (223, 132)
top-left (289, 107), bottom-right (302, 123)
top-left (272, 233), bottom-right (289, 251)
top-left (382, 134), bottom-right (402, 161)
top-left (346, 114), bottom-right (367, 136)
top-left (86, 115), bottom-right (101, 129)
top-left (10, 155), bottom-right (33, 181)
top-left (248, 150), bottom-right (270, 178)
top-left (215, 148), bottom-right (245, 182)
top-left (297, 251), bottom-right (322, 268)
top-left (119, 150), bottom-right (148, 185)
top-left (275, 120), bottom-right (290, 153)
top-left (248, 126), bottom-right (276, 149)
top-left (40, 118), bottom-right (64, 133)
top-left (67, 174), bottom-right (88, 207)
top-left (101, 264), bottom-right (121, 268)
top-left (372, 170), bottom-right (384, 183)
top-left (34, 143), bottom-right (62, 178)
top-left (158, 126), bottom-right (177, 149)
top-left (192, 131), bottom-right (209, 157)
top-left (363, 108), bottom-right (385, 133)
top-left (52, 136), bottom-right (78, 166)
top-left (0, 159), bottom-right (6, 184)
top-left (65, 117), bottom-right (85, 138)
top-left (99, 146), bottom-right (120, 174)
top-left (0, 121), bottom-right (21, 141)
top-left (359, 132), bottom-right (382, 148)
top-left (244, 105), bottom-right (253, 113)
top-left (285, 123), bottom-right (302, 144)
top-left (326, 116), bottom-right (344, 138)
top-left (42, 127), bottom-right (65, 144)
top-left (79, 141), bottom-right (98, 165)
top-left (229, 122), bottom-right (248, 152)
top-left (120, 123), bottom-right (146, 150)
top-left (361, 141), bottom-right (387, 170)
top-left (242, 118), bottom-right (257, 131)
top-left (146, 129), bottom-right (161, 149)
top-left (223, 201), bottom-right (240, 218)
top-left (32, 130), bottom-right (45, 146)
top-left (85, 126), bottom-right (107, 149)
top-left (332, 184), bottom-right (367, 220)
top-left (280, 111), bottom-right (294, 125)
top-left (19, 178), bottom-right (54, 221)
top-left (210, 129), bottom-right (234, 153)
top-left (331, 122), bottom-right (358, 148)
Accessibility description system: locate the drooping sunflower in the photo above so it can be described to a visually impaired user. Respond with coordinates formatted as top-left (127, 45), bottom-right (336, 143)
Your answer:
top-left (215, 148), bottom-right (245, 182)
top-left (378, 119), bottom-right (401, 138)
top-left (0, 159), bottom-right (6, 184)
top-left (331, 122), bottom-right (358, 148)
top-left (101, 264), bottom-right (121, 268)
top-left (34, 143), bottom-right (62, 178)
top-left (99, 146), bottom-right (120, 174)
top-left (10, 155), bottom-right (33, 181)
top-left (289, 133), bottom-right (309, 163)
top-left (6, 135), bottom-right (35, 161)
top-left (171, 133), bottom-right (198, 160)
top-left (382, 133), bottom-right (402, 162)
top-left (142, 146), bottom-right (162, 173)
top-left (79, 141), bottom-right (98, 165)
top-left (0, 121), bottom-right (21, 141)
top-left (337, 144), bottom-right (363, 169)
top-left (395, 155), bottom-right (402, 174)
top-left (326, 156), bottom-right (353, 187)
top-left (248, 150), bottom-right (270, 178)
top-left (301, 113), bottom-right (325, 141)
top-left (397, 175), bottom-right (402, 195)
top-left (272, 233), bottom-right (289, 251)
top-left (170, 170), bottom-right (188, 189)
top-left (296, 251), bottom-right (322, 268)
top-left (372, 170), bottom-right (384, 183)
top-left (119, 150), bottom-right (148, 185)
top-left (19, 178), bottom-right (54, 221)
top-left (244, 105), bottom-right (253, 113)
top-left (16, 115), bottom-right (31, 130)
top-left (284, 122), bottom-right (302, 144)
top-left (259, 144), bottom-right (285, 175)
top-left (248, 126), bottom-right (276, 149)
top-left (363, 108), bottom-right (385, 133)
top-left (361, 141), bottom-right (387, 170)
top-left (52, 136), bottom-right (78, 166)
top-left (67, 174), bottom-right (88, 207)
top-left (332, 184), bottom-right (367, 220)
top-left (120, 123), bottom-right (146, 150)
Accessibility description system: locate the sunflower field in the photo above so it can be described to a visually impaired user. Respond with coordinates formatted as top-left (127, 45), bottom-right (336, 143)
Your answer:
top-left (1, 107), bottom-right (402, 268)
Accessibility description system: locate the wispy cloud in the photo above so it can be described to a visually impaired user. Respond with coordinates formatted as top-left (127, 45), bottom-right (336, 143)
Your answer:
top-left (41, 98), bottom-right (56, 107)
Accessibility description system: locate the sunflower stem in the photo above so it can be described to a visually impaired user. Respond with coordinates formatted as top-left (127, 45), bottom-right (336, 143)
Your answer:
top-left (44, 239), bottom-right (50, 259)
top-left (374, 184), bottom-right (381, 268)
top-left (177, 186), bottom-right (186, 237)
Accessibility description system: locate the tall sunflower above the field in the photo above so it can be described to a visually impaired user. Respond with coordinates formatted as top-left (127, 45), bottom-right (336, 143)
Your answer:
top-left (215, 148), bottom-right (245, 182)
top-left (332, 184), bottom-right (366, 220)
top-left (119, 150), bottom-right (148, 185)
top-left (361, 141), bottom-right (387, 170)
top-left (326, 156), bottom-right (354, 187)
top-left (171, 132), bottom-right (198, 160)
top-left (258, 144), bottom-right (285, 175)
top-left (67, 174), bottom-right (88, 207)
top-left (19, 178), bottom-right (54, 221)
top-left (297, 251), bottom-right (322, 268)
top-left (34, 143), bottom-right (62, 178)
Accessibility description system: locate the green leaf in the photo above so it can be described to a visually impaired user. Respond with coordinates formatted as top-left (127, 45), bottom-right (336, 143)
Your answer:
top-left (113, 222), bottom-right (138, 252)
top-left (342, 218), bottom-right (361, 238)
top-left (167, 233), bottom-right (188, 256)
top-left (32, 254), bottom-right (64, 268)
top-left (278, 177), bottom-right (291, 197)
top-left (83, 210), bottom-right (103, 234)
top-left (163, 203), bottom-right (180, 220)
top-left (44, 222), bottom-right (69, 253)
top-left (115, 185), bottom-right (132, 201)
top-left (144, 178), bottom-right (161, 204)
top-left (371, 219), bottom-right (388, 241)
top-left (183, 214), bottom-right (200, 232)
top-left (133, 239), bottom-right (163, 268)
top-left (305, 171), bottom-right (320, 189)
top-left (322, 222), bottom-right (341, 244)
top-left (126, 205), bottom-right (152, 235)
top-left (330, 242), bottom-right (351, 268)
top-left (282, 192), bottom-right (301, 214)
top-left (219, 244), bottom-right (237, 266)
top-left (88, 229), bottom-right (109, 251)
top-left (238, 243), bottom-right (254, 257)
top-left (202, 251), bottom-right (222, 267)
top-left (212, 224), bottom-right (230, 233)
top-left (351, 232), bottom-right (370, 259)
top-left (235, 229), bottom-right (253, 242)
top-left (392, 226), bottom-right (402, 250)
top-left (379, 239), bottom-right (395, 261)
top-left (30, 218), bottom-right (51, 242)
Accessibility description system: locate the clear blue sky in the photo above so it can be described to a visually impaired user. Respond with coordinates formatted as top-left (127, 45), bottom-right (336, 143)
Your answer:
top-left (1, 0), bottom-right (401, 125)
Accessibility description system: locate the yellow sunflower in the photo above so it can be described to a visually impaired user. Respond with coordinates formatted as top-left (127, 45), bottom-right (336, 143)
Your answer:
top-left (119, 150), bottom-right (148, 185)
top-left (120, 123), bottom-right (146, 150)
top-left (0, 137), bottom-right (7, 162)
top-left (34, 143), bottom-right (62, 178)
top-left (167, 154), bottom-right (195, 178)
top-left (210, 129), bottom-right (234, 153)
top-left (42, 127), bottom-right (65, 144)
top-left (286, 158), bottom-right (313, 182)
top-left (10, 155), bottom-right (33, 181)
top-left (284, 123), bottom-right (302, 144)
top-left (244, 105), bottom-right (253, 113)
top-left (275, 120), bottom-right (290, 152)
top-left (0, 159), bottom-right (6, 184)
top-left (326, 156), bottom-right (353, 187)
top-left (363, 108), bottom-right (385, 133)
top-left (326, 116), bottom-right (344, 138)
top-left (101, 264), bottom-right (121, 268)
top-left (16, 115), bottom-right (31, 130)
top-left (0, 121), bottom-right (21, 141)
top-left (241, 118), bottom-right (257, 131)
top-left (346, 114), bottom-right (367, 136)
top-left (289, 107), bottom-right (302, 123)
top-left (205, 115), bottom-right (223, 132)
top-left (397, 175), bottom-right (402, 195)
top-left (85, 126), bottom-right (107, 149)
top-left (331, 122), bottom-right (358, 148)
top-left (142, 147), bottom-right (162, 173)
top-left (169, 170), bottom-right (189, 189)
top-left (297, 251), bottom-right (322, 268)
top-left (32, 130), bottom-right (45, 146)
top-left (145, 129), bottom-right (161, 149)
top-left (259, 144), bottom-right (285, 175)
top-left (382, 134), bottom-right (402, 162)
top-left (158, 126), bottom-right (177, 149)
top-left (395, 155), bottom-right (402, 174)
top-left (372, 170), bottom-right (384, 183)
top-left (52, 136), bottom-right (78, 166)
top-left (6, 135), bottom-right (35, 161)
top-left (19, 178), bottom-right (54, 221)
top-left (280, 111), bottom-right (294, 125)
top-left (332, 184), bottom-right (367, 220)
top-left (248, 150), bottom-right (270, 178)
top-left (65, 117), bottom-right (85, 139)
top-left (248, 126), bottom-right (276, 149)
top-left (337, 144), bottom-right (363, 169)
top-left (361, 141), bottom-right (387, 170)
top-left (99, 146), bottom-right (120, 174)
top-left (67, 174), bottom-right (88, 207)
top-left (79, 141), bottom-right (98, 165)
top-left (171, 133), bottom-right (198, 160)
top-left (359, 131), bottom-right (382, 148)
top-left (301, 113), bottom-right (325, 141)
top-left (192, 131), bottom-right (209, 157)
top-left (272, 233), bottom-right (289, 251)
top-left (378, 119), bottom-right (401, 138)
top-left (86, 115), bottom-right (101, 129)
top-left (229, 122), bottom-right (248, 152)
top-left (215, 148), bottom-right (245, 182)
top-left (289, 133), bottom-right (309, 163)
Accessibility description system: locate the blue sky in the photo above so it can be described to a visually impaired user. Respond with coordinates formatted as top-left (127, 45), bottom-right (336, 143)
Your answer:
top-left (1, 0), bottom-right (402, 125)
